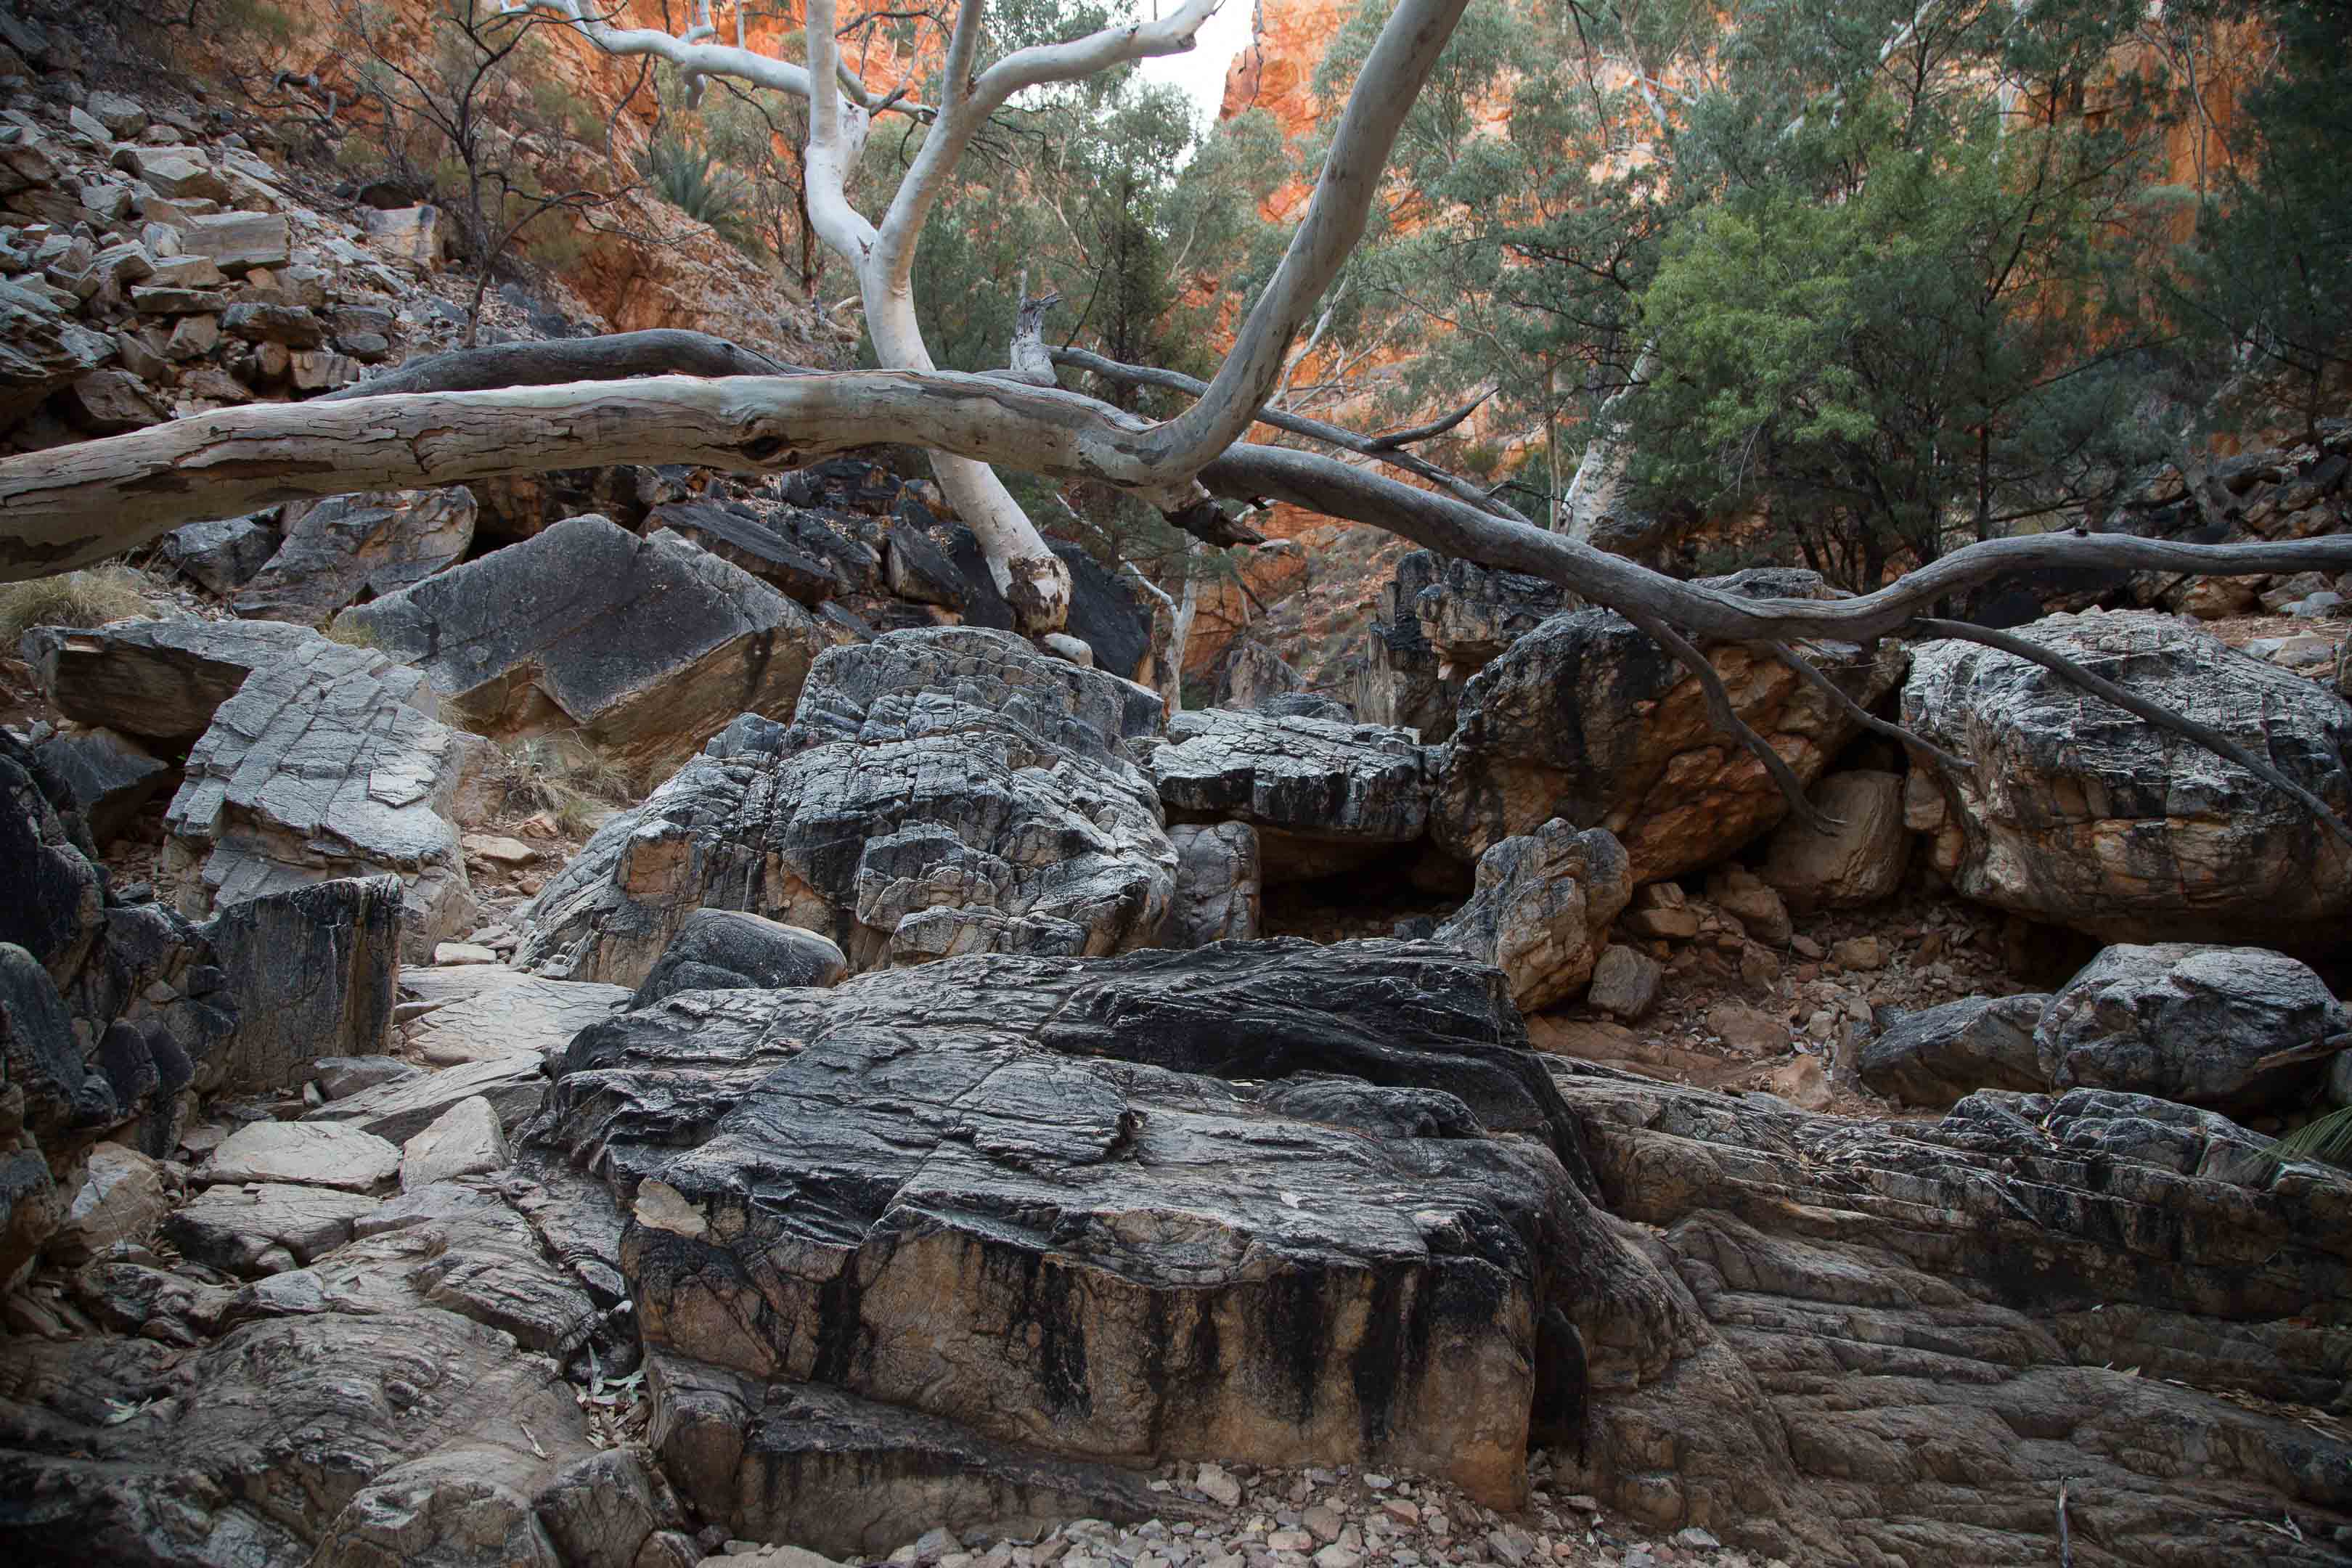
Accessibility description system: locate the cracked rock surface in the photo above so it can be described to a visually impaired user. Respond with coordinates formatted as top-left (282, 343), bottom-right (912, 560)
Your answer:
top-left (517, 627), bottom-right (1175, 984)
top-left (1902, 609), bottom-right (2352, 944)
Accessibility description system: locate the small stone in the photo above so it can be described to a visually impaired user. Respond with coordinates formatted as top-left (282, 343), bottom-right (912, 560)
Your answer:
top-left (1830, 936), bottom-right (1884, 971)
top-left (1379, 1500), bottom-right (1419, 1526)
top-left (1671, 1527), bottom-right (1721, 1551)
top-left (1485, 1528), bottom-right (1535, 1567)
top-left (1707, 1002), bottom-right (1789, 1057)
top-left (1310, 1550), bottom-right (1357, 1568)
top-left (1196, 1463), bottom-right (1243, 1508)
top-left (1265, 1532), bottom-right (1312, 1553)
top-left (1790, 934), bottom-right (1824, 959)
top-left (434, 942), bottom-right (499, 965)
top-left (1302, 1506), bottom-right (1342, 1545)
top-left (1587, 943), bottom-right (1662, 1021)
top-left (461, 833), bottom-right (539, 865)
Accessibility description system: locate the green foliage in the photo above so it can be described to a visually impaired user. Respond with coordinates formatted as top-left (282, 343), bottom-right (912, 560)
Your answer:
top-left (2271, 1103), bottom-right (2352, 1169)
top-left (640, 134), bottom-right (760, 252)
top-left (1307, 0), bottom-right (2194, 578)
top-left (2163, 0), bottom-right (2352, 436)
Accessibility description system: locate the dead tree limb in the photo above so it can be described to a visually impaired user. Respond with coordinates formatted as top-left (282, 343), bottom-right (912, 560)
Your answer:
top-left (318, 330), bottom-right (812, 400)
top-left (1365, 388), bottom-right (1493, 451)
top-left (1766, 640), bottom-right (1975, 774)
top-left (1055, 346), bottom-right (1529, 522)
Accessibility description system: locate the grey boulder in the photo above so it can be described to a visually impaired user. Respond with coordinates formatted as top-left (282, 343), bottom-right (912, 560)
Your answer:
top-left (2035, 943), bottom-right (2348, 1113)
top-left (1436, 821), bottom-right (1632, 1012)
top-left (1149, 707), bottom-right (1429, 882)
top-left (1432, 569), bottom-right (1906, 883)
top-left (1164, 821), bottom-right (1262, 947)
top-left (1903, 611), bottom-right (2352, 943)
top-left (232, 486), bottom-right (476, 626)
top-left (334, 513), bottom-right (858, 777)
top-left (1857, 992), bottom-right (2049, 1106)
top-left (630, 908), bottom-right (847, 1008)
top-left (518, 628), bottom-right (1175, 984)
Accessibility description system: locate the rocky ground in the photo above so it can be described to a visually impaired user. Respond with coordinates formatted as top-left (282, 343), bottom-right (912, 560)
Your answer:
top-left (5, 9), bottom-right (2352, 1568)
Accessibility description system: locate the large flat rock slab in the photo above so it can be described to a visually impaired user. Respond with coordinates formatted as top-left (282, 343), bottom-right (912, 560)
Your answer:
top-left (403, 973), bottom-right (629, 1066)
top-left (200, 1119), bottom-right (401, 1191)
top-left (1148, 708), bottom-right (1429, 881)
top-left (539, 939), bottom-right (1686, 1508)
top-left (519, 627), bottom-right (1176, 984)
top-left (335, 513), bottom-right (858, 777)
top-left (1543, 1062), bottom-right (2352, 1563)
top-left (0, 1307), bottom-right (600, 1566)
top-left (306, 1051), bottom-right (548, 1145)
top-left (1903, 610), bottom-right (2352, 944)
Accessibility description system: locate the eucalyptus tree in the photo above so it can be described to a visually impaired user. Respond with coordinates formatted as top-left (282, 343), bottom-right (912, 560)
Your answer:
top-left (4, 0), bottom-right (2349, 841)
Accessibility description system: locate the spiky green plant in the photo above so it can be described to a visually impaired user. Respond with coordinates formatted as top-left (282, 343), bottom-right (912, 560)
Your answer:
top-left (639, 136), bottom-right (758, 252)
top-left (2271, 1103), bottom-right (2352, 1168)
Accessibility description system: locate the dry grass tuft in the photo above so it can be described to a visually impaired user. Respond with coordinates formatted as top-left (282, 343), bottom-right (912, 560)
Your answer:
top-left (0, 568), bottom-right (158, 645)
top-left (487, 735), bottom-right (637, 836)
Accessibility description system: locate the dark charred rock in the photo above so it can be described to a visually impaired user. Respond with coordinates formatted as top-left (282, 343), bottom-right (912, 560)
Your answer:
top-left (1857, 992), bottom-right (2049, 1106)
top-left (630, 909), bottom-right (847, 1008)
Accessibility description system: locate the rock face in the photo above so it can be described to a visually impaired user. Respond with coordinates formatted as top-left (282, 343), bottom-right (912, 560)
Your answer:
top-left (630, 910), bottom-right (848, 1008)
top-left (0, 1294), bottom-right (641, 1566)
top-left (1213, 639), bottom-right (1306, 711)
top-left (1435, 821), bottom-right (1632, 1013)
top-left (1757, 769), bottom-right (1908, 910)
top-left (1433, 570), bottom-right (1908, 881)
top-left (32, 726), bottom-right (168, 843)
top-left (1550, 1064), bottom-right (2352, 1564)
top-left (1149, 709), bottom-right (1429, 881)
top-left (518, 628), bottom-right (1175, 984)
top-left (1858, 992), bottom-right (2049, 1106)
top-left (1164, 822), bottom-right (1262, 947)
top-left (26, 618), bottom-right (489, 960)
top-left (1348, 552), bottom-right (1461, 743)
top-left (232, 486), bottom-right (476, 626)
top-left (536, 939), bottom-right (1673, 1513)
top-left (200, 875), bottom-right (401, 1094)
top-left (1902, 611), bottom-right (2352, 943)
top-left (0, 732), bottom-right (234, 1284)
top-left (1410, 555), bottom-right (1577, 677)
top-left (2035, 943), bottom-right (2348, 1113)
top-left (335, 514), bottom-right (859, 778)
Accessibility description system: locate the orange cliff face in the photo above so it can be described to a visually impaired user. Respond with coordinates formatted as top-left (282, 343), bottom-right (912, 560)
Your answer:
top-left (248, 0), bottom-right (933, 356)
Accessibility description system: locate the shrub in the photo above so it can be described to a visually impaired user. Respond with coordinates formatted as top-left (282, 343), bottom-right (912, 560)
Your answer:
top-left (639, 135), bottom-right (757, 251)
top-left (0, 568), bottom-right (157, 644)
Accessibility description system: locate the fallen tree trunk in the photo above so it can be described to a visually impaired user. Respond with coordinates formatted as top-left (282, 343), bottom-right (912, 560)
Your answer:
top-left (7, 371), bottom-right (2348, 650)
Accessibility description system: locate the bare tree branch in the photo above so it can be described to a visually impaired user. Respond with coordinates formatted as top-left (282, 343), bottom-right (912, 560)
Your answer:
top-left (1365, 388), bottom-right (1493, 452)
top-left (1053, 346), bottom-right (1528, 522)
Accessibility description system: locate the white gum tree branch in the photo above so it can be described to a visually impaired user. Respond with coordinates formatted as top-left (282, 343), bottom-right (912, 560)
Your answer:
top-left (10, 370), bottom-right (2352, 651)
top-left (498, 0), bottom-right (1462, 629)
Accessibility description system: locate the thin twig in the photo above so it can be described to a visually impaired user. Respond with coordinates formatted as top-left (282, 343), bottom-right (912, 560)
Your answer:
top-left (1365, 388), bottom-right (1493, 451)
top-left (1911, 617), bottom-right (2352, 847)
